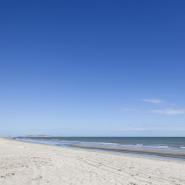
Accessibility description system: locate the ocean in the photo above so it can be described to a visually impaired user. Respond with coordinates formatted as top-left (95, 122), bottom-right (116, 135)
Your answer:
top-left (15, 137), bottom-right (185, 159)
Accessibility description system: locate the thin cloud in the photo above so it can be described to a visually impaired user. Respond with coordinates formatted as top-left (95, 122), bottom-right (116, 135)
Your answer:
top-left (150, 108), bottom-right (185, 115)
top-left (143, 98), bottom-right (162, 104)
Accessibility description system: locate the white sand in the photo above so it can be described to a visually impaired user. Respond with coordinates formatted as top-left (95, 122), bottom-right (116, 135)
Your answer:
top-left (0, 138), bottom-right (185, 185)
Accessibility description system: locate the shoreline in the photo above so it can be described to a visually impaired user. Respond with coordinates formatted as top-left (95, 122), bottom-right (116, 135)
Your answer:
top-left (72, 144), bottom-right (185, 160)
top-left (1, 138), bottom-right (185, 185)
top-left (15, 138), bottom-right (184, 162)
top-left (15, 137), bottom-right (185, 161)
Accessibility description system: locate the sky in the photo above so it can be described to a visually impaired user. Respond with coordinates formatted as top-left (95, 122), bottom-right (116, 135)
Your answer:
top-left (0, 0), bottom-right (185, 136)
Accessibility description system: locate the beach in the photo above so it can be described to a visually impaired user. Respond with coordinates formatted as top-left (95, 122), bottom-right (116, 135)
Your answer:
top-left (0, 138), bottom-right (185, 185)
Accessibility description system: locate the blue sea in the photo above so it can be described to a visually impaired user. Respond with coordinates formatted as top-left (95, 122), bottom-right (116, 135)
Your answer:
top-left (15, 137), bottom-right (185, 159)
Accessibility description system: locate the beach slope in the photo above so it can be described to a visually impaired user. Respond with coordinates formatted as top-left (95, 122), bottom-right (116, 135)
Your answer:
top-left (0, 138), bottom-right (185, 185)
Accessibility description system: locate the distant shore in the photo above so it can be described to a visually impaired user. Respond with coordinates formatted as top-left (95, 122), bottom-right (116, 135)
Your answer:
top-left (0, 138), bottom-right (185, 185)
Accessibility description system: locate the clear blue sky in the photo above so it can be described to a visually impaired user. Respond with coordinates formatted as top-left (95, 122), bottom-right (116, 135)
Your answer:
top-left (0, 0), bottom-right (185, 136)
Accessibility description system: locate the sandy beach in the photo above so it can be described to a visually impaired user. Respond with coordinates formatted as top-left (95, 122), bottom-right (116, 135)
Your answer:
top-left (0, 138), bottom-right (185, 185)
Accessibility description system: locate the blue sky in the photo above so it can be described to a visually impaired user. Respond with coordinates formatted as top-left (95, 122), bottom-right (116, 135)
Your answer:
top-left (0, 0), bottom-right (185, 136)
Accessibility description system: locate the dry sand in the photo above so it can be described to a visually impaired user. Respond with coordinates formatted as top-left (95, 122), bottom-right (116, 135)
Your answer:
top-left (0, 138), bottom-right (185, 185)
